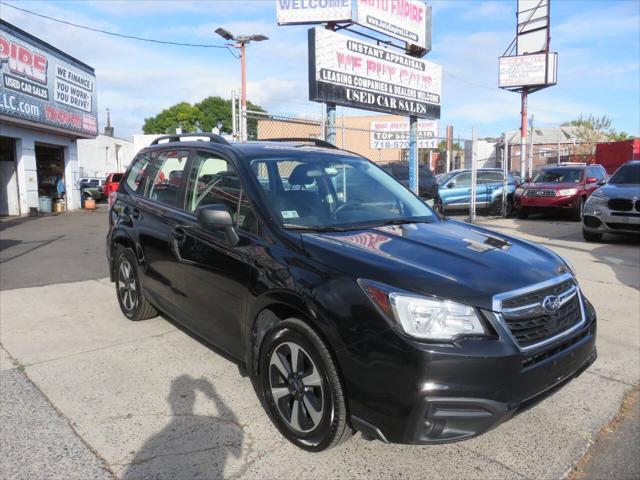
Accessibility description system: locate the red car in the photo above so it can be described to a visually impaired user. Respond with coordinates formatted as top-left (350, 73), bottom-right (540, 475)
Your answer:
top-left (105, 172), bottom-right (124, 206)
top-left (514, 163), bottom-right (607, 221)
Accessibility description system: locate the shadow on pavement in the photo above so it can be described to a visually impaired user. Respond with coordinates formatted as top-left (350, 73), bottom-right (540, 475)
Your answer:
top-left (120, 375), bottom-right (243, 480)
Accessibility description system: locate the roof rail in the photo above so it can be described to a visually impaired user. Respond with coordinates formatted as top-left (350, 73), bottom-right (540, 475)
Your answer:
top-left (150, 133), bottom-right (230, 146)
top-left (261, 137), bottom-right (339, 150)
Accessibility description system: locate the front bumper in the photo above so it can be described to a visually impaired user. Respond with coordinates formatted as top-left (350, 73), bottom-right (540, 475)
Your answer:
top-left (344, 299), bottom-right (597, 445)
top-left (515, 193), bottom-right (579, 211)
top-left (583, 205), bottom-right (640, 235)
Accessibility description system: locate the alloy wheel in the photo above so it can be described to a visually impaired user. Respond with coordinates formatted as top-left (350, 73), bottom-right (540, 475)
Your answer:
top-left (269, 342), bottom-right (324, 433)
top-left (117, 259), bottom-right (138, 312)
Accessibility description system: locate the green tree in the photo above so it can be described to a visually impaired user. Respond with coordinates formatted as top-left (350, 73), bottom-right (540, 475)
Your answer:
top-left (143, 96), bottom-right (267, 137)
top-left (561, 114), bottom-right (636, 154)
top-left (142, 102), bottom-right (204, 134)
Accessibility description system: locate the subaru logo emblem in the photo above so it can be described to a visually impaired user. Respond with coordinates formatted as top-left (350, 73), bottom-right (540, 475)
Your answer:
top-left (542, 295), bottom-right (560, 313)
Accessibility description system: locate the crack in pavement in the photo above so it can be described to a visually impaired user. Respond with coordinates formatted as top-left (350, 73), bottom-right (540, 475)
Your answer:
top-left (458, 444), bottom-right (532, 480)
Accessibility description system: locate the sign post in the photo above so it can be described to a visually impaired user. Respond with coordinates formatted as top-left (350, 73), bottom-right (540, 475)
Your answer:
top-left (409, 116), bottom-right (418, 193)
top-left (326, 102), bottom-right (336, 145)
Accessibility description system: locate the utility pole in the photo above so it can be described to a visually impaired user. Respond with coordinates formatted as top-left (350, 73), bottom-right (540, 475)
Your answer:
top-left (231, 90), bottom-right (237, 139)
top-left (557, 133), bottom-right (561, 164)
top-left (215, 28), bottom-right (268, 141)
top-left (502, 135), bottom-right (509, 217)
top-left (528, 114), bottom-right (535, 178)
top-left (469, 126), bottom-right (478, 222)
top-left (520, 88), bottom-right (528, 179)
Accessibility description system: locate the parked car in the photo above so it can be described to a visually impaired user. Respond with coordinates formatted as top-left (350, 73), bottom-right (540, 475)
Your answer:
top-left (436, 168), bottom-right (517, 215)
top-left (582, 160), bottom-right (640, 241)
top-left (514, 163), bottom-right (607, 221)
top-left (79, 177), bottom-right (106, 201)
top-left (104, 172), bottom-right (124, 196)
top-left (380, 162), bottom-right (439, 203)
top-left (107, 134), bottom-right (596, 451)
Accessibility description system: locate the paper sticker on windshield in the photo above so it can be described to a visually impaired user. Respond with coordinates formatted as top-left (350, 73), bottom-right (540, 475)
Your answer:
top-left (281, 210), bottom-right (299, 219)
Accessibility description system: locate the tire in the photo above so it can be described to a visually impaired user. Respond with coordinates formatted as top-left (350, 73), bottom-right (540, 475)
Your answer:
top-left (435, 198), bottom-right (445, 215)
top-left (258, 318), bottom-right (352, 451)
top-left (517, 210), bottom-right (528, 219)
top-left (572, 197), bottom-right (585, 222)
top-left (115, 246), bottom-right (158, 321)
top-left (582, 229), bottom-right (603, 242)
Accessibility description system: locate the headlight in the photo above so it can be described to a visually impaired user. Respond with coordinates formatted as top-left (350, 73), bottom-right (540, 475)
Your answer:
top-left (586, 194), bottom-right (607, 205)
top-left (359, 280), bottom-right (488, 341)
top-left (515, 187), bottom-right (525, 195)
top-left (558, 188), bottom-right (578, 196)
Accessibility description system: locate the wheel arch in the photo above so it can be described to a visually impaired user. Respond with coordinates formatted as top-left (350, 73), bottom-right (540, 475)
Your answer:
top-left (109, 231), bottom-right (139, 281)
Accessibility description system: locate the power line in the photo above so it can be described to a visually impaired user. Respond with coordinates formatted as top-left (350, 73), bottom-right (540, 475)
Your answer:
top-left (0, 1), bottom-right (237, 56)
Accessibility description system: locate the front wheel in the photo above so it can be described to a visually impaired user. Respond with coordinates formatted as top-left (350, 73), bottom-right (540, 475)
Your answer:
top-left (259, 319), bottom-right (352, 451)
top-left (572, 197), bottom-right (585, 222)
top-left (582, 229), bottom-right (603, 242)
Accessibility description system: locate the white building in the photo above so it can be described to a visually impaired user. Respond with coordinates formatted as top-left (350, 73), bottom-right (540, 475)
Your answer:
top-left (464, 139), bottom-right (498, 169)
top-left (0, 20), bottom-right (98, 216)
top-left (77, 133), bottom-right (135, 178)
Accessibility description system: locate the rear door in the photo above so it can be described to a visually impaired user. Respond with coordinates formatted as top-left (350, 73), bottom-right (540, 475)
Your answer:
top-left (123, 149), bottom-right (191, 309)
top-left (170, 150), bottom-right (259, 359)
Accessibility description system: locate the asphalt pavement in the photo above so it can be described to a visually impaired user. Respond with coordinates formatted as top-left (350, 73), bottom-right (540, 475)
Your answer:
top-left (0, 209), bottom-right (638, 479)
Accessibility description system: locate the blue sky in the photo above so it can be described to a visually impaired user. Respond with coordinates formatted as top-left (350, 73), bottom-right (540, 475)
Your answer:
top-left (2, 0), bottom-right (638, 140)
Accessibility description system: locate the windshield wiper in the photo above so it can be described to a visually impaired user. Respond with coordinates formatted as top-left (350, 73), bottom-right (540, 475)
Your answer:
top-left (373, 218), bottom-right (423, 227)
top-left (282, 224), bottom-right (355, 232)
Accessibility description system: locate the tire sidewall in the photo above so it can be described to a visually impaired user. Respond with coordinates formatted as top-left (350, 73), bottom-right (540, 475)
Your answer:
top-left (115, 247), bottom-right (142, 320)
top-left (259, 323), bottom-right (339, 451)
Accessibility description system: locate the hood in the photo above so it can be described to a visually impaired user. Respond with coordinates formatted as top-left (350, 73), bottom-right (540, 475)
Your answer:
top-left (301, 220), bottom-right (568, 310)
top-left (595, 183), bottom-right (640, 198)
top-left (522, 182), bottom-right (579, 190)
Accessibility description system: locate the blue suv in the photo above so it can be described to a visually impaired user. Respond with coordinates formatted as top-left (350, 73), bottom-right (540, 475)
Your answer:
top-left (436, 168), bottom-right (518, 215)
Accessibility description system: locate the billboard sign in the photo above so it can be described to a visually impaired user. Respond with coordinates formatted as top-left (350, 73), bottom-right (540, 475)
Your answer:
top-left (370, 120), bottom-right (438, 149)
top-left (0, 21), bottom-right (98, 137)
top-left (516, 0), bottom-right (549, 55)
top-left (276, 0), bottom-right (353, 25)
top-left (309, 27), bottom-right (441, 119)
top-left (355, 0), bottom-right (431, 50)
top-left (498, 53), bottom-right (557, 88)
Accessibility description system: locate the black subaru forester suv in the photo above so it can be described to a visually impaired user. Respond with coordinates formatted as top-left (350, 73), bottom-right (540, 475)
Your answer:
top-left (107, 134), bottom-right (597, 451)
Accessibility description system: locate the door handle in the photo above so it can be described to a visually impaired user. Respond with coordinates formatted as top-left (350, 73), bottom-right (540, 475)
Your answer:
top-left (172, 227), bottom-right (187, 244)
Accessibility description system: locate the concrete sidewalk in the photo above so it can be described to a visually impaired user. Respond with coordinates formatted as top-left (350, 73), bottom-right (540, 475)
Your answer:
top-left (0, 217), bottom-right (638, 479)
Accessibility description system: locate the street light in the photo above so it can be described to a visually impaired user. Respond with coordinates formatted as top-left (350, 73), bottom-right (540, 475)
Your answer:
top-left (215, 27), bottom-right (268, 141)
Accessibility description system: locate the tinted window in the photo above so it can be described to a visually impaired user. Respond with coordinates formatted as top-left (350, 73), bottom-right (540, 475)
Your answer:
top-left (125, 154), bottom-right (153, 195)
top-left (185, 151), bottom-right (258, 235)
top-left (533, 168), bottom-right (582, 183)
top-left (609, 163), bottom-right (640, 184)
top-left (146, 150), bottom-right (190, 207)
top-left (478, 171), bottom-right (502, 184)
top-left (111, 173), bottom-right (124, 182)
top-left (453, 172), bottom-right (471, 187)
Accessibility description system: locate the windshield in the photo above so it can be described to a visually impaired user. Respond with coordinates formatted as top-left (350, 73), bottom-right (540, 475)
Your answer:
top-left (609, 164), bottom-right (640, 184)
top-left (250, 154), bottom-right (436, 230)
top-left (532, 168), bottom-right (582, 183)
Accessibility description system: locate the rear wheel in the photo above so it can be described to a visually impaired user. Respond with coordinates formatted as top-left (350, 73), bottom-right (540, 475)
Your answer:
top-left (582, 229), bottom-right (603, 242)
top-left (259, 319), bottom-right (352, 451)
top-left (115, 246), bottom-right (157, 321)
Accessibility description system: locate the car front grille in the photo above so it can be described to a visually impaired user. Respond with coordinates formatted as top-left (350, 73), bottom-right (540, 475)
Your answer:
top-left (606, 222), bottom-right (640, 232)
top-left (524, 189), bottom-right (556, 197)
top-left (608, 198), bottom-right (633, 211)
top-left (497, 277), bottom-right (583, 350)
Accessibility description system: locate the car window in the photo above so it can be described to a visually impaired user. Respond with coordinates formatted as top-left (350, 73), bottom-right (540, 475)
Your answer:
top-left (111, 173), bottom-right (124, 182)
top-left (185, 151), bottom-right (258, 235)
top-left (146, 150), bottom-right (190, 207)
top-left (609, 163), bottom-right (640, 184)
top-left (125, 153), bottom-right (153, 195)
top-left (478, 171), bottom-right (502, 184)
top-left (453, 172), bottom-right (471, 187)
top-left (250, 155), bottom-right (435, 229)
top-left (533, 168), bottom-right (582, 183)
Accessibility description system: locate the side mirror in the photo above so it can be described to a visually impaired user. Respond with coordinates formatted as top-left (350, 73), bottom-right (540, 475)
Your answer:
top-left (197, 204), bottom-right (239, 246)
top-left (586, 177), bottom-right (597, 184)
top-left (525, 177), bottom-right (532, 183)
top-left (446, 182), bottom-right (455, 188)
top-left (597, 180), bottom-right (606, 186)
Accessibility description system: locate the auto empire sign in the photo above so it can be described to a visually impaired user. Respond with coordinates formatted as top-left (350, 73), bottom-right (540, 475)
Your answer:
top-left (277, 0), bottom-right (430, 51)
top-left (0, 23), bottom-right (98, 137)
top-left (370, 120), bottom-right (438, 149)
top-left (309, 27), bottom-right (441, 119)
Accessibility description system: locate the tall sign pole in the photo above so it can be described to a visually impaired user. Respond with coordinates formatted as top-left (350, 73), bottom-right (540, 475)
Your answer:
top-left (499, 0), bottom-right (557, 179)
top-left (409, 116), bottom-right (418, 193)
